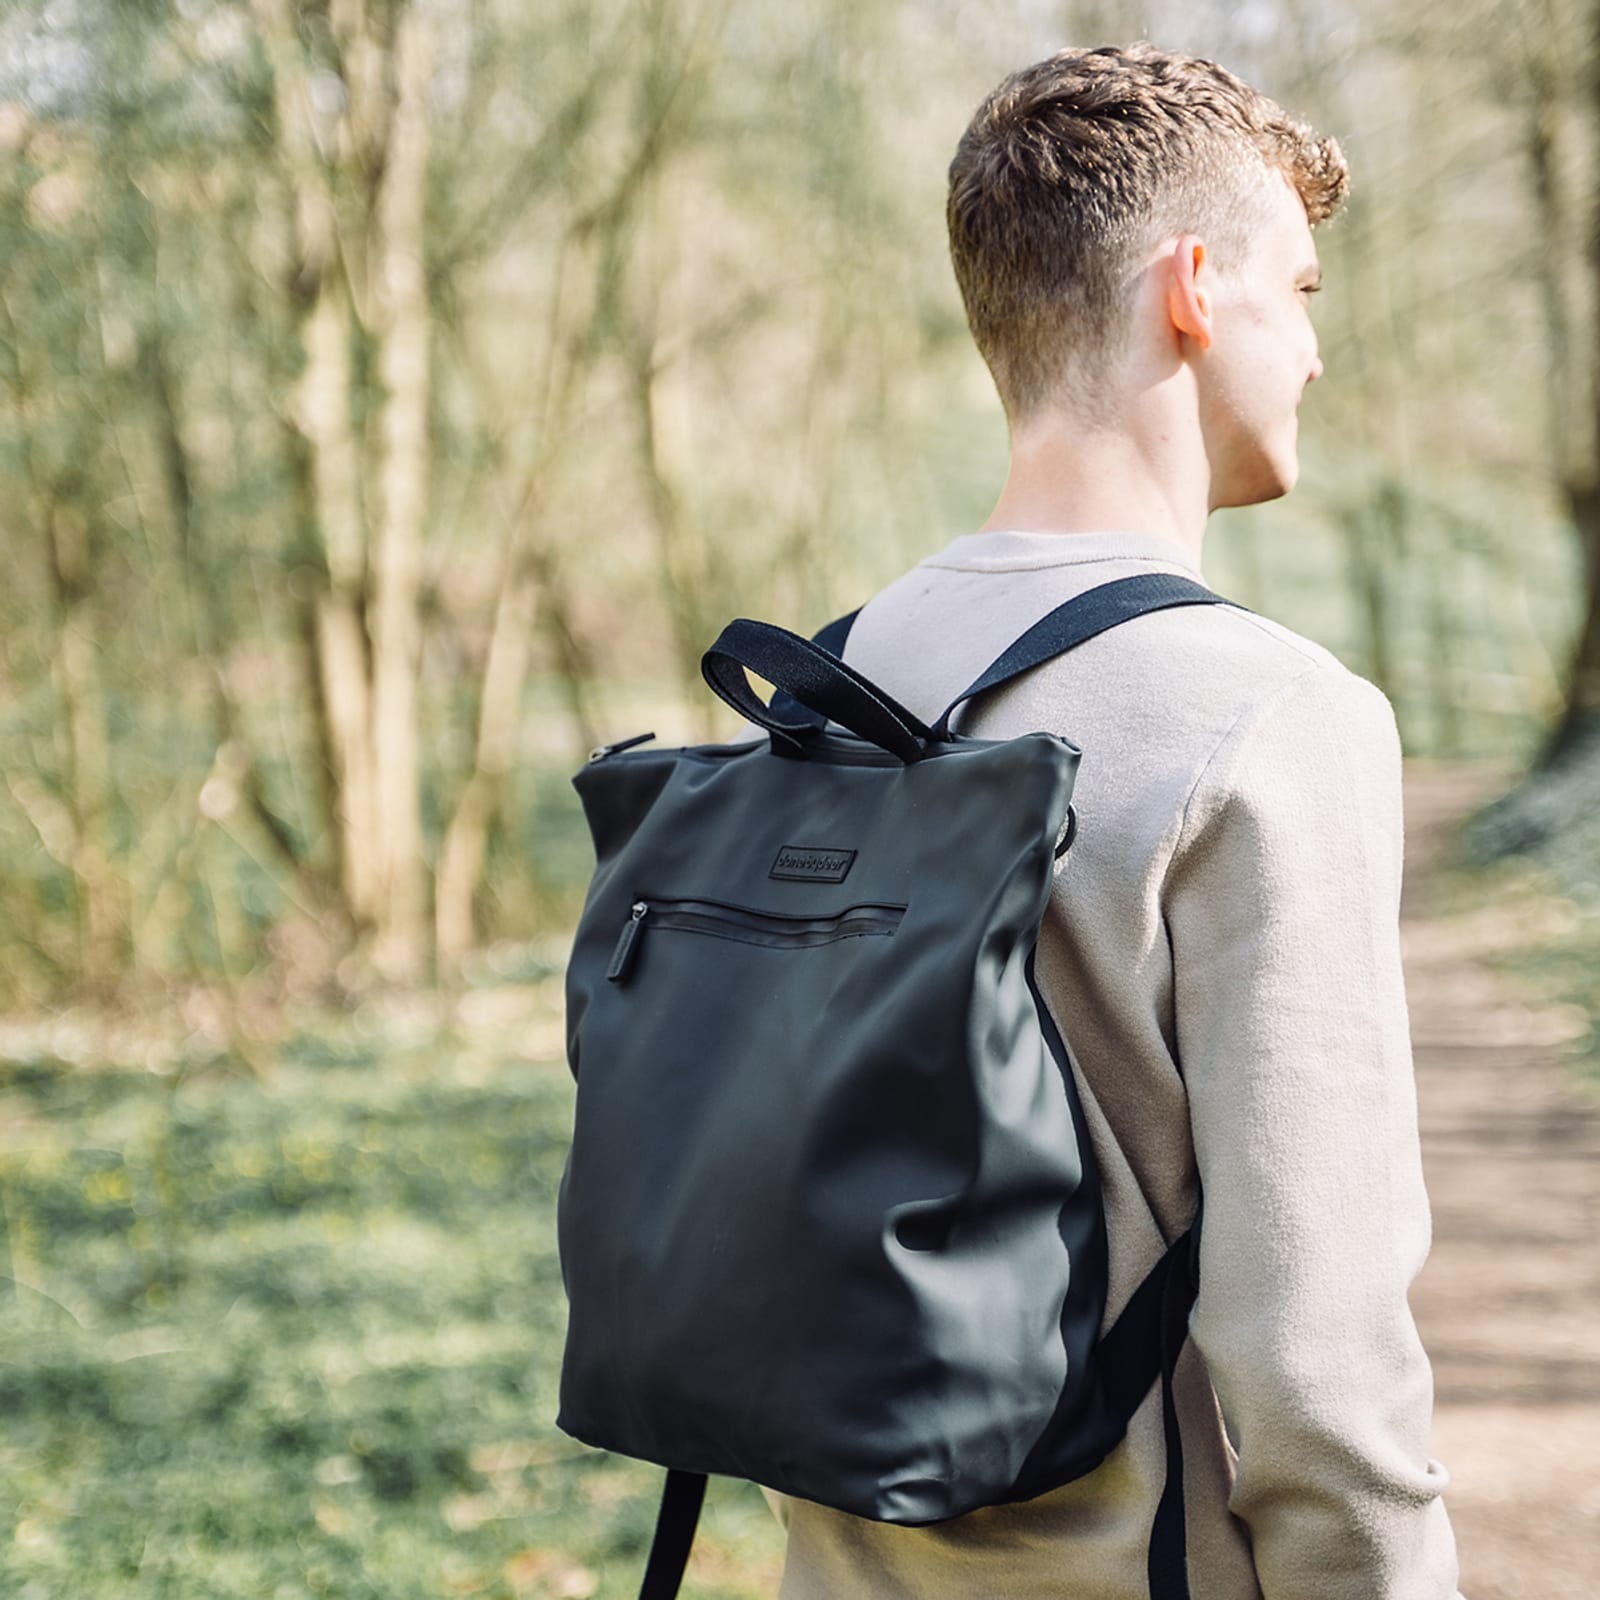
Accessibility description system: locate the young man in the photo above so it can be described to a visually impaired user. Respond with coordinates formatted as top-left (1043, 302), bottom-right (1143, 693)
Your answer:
top-left (770, 44), bottom-right (1464, 1600)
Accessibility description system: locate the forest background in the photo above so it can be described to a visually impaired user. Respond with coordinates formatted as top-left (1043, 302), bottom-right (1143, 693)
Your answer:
top-left (1, 0), bottom-right (1598, 1597)
top-left (7, 0), bottom-right (1600, 1010)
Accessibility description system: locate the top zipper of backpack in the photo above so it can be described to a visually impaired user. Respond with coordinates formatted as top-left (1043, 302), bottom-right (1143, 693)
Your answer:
top-left (588, 731), bottom-right (656, 763)
top-left (587, 729), bottom-right (924, 768)
top-left (606, 896), bottom-right (907, 984)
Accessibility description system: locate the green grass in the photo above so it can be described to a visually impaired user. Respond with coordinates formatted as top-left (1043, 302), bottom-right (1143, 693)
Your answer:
top-left (0, 993), bottom-right (785, 1599)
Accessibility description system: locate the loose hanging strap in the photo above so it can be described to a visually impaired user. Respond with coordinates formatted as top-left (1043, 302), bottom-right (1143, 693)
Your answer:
top-left (1147, 1221), bottom-right (1201, 1600)
top-left (637, 1469), bottom-right (707, 1600)
top-left (932, 573), bottom-right (1233, 739)
top-left (1090, 1215), bottom-right (1201, 1600)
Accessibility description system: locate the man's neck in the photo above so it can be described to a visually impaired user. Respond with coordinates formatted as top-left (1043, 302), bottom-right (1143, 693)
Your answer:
top-left (979, 397), bottom-right (1212, 568)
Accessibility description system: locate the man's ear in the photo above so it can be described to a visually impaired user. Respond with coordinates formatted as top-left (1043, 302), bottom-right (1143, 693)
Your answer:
top-left (1166, 234), bottom-right (1213, 352)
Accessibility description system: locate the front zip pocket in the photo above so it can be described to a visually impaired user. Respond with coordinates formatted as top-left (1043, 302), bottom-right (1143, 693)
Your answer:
top-left (606, 896), bottom-right (906, 984)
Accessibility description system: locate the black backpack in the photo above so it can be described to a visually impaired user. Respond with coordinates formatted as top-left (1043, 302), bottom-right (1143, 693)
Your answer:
top-left (558, 574), bottom-right (1226, 1600)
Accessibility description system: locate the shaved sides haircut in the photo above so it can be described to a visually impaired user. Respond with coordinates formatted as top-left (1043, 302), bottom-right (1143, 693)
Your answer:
top-left (948, 43), bottom-right (1349, 419)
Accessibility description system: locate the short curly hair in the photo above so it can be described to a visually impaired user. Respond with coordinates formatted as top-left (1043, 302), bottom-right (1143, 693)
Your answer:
top-left (947, 43), bottom-right (1349, 420)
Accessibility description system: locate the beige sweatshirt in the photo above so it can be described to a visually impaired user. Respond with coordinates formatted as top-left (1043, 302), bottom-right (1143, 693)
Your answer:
top-left (770, 529), bottom-right (1462, 1600)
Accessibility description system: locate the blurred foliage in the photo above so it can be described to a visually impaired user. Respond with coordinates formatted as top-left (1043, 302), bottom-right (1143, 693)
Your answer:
top-left (1, 3), bottom-right (1599, 1595)
top-left (0, 995), bottom-right (784, 1598)
top-left (0, 0), bottom-right (1595, 1009)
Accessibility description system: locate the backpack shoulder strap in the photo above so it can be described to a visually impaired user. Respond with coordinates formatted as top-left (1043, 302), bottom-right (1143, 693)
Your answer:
top-left (810, 607), bottom-right (860, 658)
top-left (930, 573), bottom-right (1235, 739)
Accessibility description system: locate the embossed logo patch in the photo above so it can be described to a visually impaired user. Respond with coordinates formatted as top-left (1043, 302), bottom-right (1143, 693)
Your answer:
top-left (769, 845), bottom-right (857, 883)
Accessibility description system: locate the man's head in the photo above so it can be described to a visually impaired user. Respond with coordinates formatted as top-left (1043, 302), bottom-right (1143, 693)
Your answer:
top-left (947, 44), bottom-right (1348, 504)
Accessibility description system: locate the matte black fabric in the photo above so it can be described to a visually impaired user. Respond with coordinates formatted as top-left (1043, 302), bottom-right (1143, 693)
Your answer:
top-left (559, 576), bottom-right (1231, 1598)
top-left (561, 725), bottom-right (1101, 1518)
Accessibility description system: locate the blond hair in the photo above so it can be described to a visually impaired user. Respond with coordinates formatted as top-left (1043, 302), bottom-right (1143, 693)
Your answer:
top-left (947, 43), bottom-right (1349, 418)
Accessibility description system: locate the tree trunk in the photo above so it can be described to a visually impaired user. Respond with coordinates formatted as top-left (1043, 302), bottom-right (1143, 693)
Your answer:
top-left (0, 285), bottom-right (125, 997)
top-left (630, 330), bottom-right (719, 739)
top-left (1334, 181), bottom-right (1411, 703)
top-left (1548, 485), bottom-right (1600, 761)
top-left (435, 557), bottom-right (539, 973)
top-left (532, 548), bottom-right (603, 759)
top-left (147, 323), bottom-right (331, 903)
top-left (367, 5), bottom-right (434, 981)
top-left (46, 504), bottom-right (122, 994)
top-left (1538, 0), bottom-right (1600, 764)
top-left (1338, 497), bottom-right (1397, 705)
top-left (257, 0), bottom-right (385, 931)
top-left (259, 0), bottom-right (439, 972)
top-left (303, 276), bottom-right (383, 923)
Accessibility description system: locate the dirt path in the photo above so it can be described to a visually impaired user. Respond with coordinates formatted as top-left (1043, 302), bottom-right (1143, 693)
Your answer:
top-left (1400, 766), bottom-right (1600, 1600)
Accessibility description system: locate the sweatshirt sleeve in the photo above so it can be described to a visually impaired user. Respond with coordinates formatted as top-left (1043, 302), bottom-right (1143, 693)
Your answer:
top-left (1164, 663), bottom-right (1462, 1600)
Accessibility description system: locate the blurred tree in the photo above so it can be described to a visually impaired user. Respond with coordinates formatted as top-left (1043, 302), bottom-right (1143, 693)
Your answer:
top-left (433, 0), bottom-right (725, 971)
top-left (1539, 0), bottom-right (1600, 766)
top-left (1463, 0), bottom-right (1600, 860)
top-left (254, 0), bottom-right (438, 979)
top-left (0, 0), bottom-right (1591, 1010)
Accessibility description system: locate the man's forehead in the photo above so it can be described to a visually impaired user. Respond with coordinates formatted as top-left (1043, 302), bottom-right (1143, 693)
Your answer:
top-left (1260, 170), bottom-right (1320, 268)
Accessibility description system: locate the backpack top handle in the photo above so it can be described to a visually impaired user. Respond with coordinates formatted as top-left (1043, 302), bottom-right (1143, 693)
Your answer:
top-left (702, 618), bottom-right (932, 764)
top-left (703, 575), bottom-right (1232, 763)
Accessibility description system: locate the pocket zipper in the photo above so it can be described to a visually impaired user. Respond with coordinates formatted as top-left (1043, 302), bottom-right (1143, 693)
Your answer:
top-left (606, 896), bottom-right (906, 984)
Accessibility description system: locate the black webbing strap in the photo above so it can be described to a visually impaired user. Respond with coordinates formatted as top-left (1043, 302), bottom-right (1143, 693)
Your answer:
top-left (769, 608), bottom-right (859, 724)
top-left (760, 576), bottom-right (1233, 750)
top-left (637, 1469), bottom-right (707, 1600)
top-left (1092, 1223), bottom-right (1195, 1417)
top-left (1092, 1217), bottom-right (1202, 1600)
top-left (703, 618), bottom-right (931, 763)
top-left (932, 574), bottom-right (1234, 739)
top-left (1147, 1228), bottom-right (1199, 1600)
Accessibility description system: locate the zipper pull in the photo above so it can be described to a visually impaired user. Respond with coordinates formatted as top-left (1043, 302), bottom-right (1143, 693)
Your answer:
top-left (606, 901), bottom-right (649, 983)
top-left (589, 731), bottom-right (656, 763)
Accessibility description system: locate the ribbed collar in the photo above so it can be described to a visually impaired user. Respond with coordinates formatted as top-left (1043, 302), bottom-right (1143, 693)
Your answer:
top-left (920, 528), bottom-right (1205, 579)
